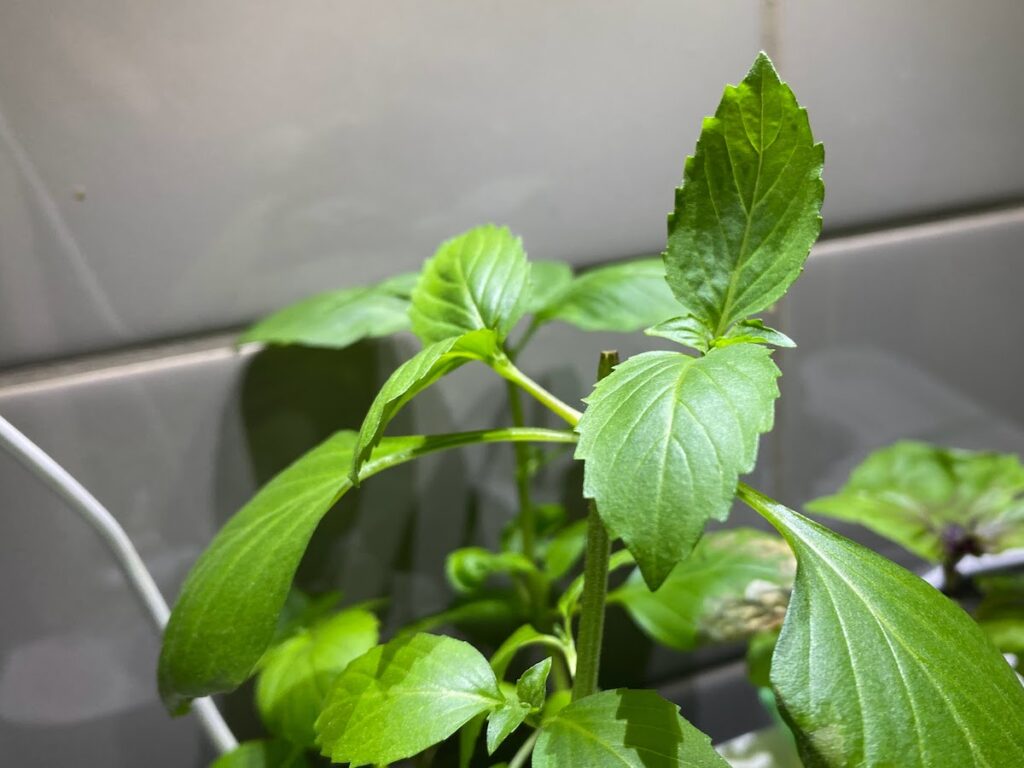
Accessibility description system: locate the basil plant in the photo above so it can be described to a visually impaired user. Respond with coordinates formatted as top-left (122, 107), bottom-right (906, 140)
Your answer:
top-left (158, 53), bottom-right (1024, 767)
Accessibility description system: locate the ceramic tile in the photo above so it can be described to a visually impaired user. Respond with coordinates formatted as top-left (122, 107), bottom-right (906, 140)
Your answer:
top-left (775, 210), bottom-right (1024, 565)
top-left (0, 0), bottom-right (761, 365)
top-left (775, 1), bottom-right (1024, 229)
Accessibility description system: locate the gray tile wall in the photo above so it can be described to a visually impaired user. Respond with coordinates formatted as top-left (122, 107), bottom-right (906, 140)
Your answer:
top-left (2, 2), bottom-right (1023, 765)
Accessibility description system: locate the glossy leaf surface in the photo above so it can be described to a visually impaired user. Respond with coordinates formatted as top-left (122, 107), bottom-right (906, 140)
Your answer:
top-left (534, 689), bottom-right (728, 767)
top-left (351, 329), bottom-right (500, 478)
top-left (610, 528), bottom-right (794, 650)
top-left (255, 608), bottom-right (379, 747)
top-left (524, 260), bottom-right (574, 314)
top-left (316, 633), bottom-right (503, 765)
top-left (535, 258), bottom-right (679, 332)
top-left (159, 427), bottom-right (572, 712)
top-left (807, 441), bottom-right (1024, 562)
top-left (410, 225), bottom-right (530, 344)
top-left (239, 273), bottom-right (418, 349)
top-left (664, 52), bottom-right (823, 339)
top-left (576, 345), bottom-right (780, 588)
top-left (740, 483), bottom-right (1024, 767)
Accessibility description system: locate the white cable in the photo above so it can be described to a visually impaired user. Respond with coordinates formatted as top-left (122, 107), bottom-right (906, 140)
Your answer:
top-left (921, 549), bottom-right (1024, 589)
top-left (0, 413), bottom-right (238, 754)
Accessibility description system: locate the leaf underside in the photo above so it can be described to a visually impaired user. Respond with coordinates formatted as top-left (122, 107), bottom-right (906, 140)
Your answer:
top-left (576, 344), bottom-right (780, 588)
top-left (807, 440), bottom-right (1024, 562)
top-left (663, 51), bottom-right (824, 342)
top-left (741, 485), bottom-right (1024, 767)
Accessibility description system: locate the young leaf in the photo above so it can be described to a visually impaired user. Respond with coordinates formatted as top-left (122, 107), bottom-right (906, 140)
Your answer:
top-left (486, 699), bottom-right (529, 755)
top-left (210, 740), bottom-right (308, 767)
top-left (158, 427), bottom-right (573, 712)
top-left (533, 689), bottom-right (728, 767)
top-left (445, 547), bottom-right (535, 594)
top-left (806, 441), bottom-right (1024, 563)
top-left (609, 528), bottom-right (794, 650)
top-left (542, 519), bottom-right (588, 580)
top-left (714, 318), bottom-right (795, 349)
top-left (238, 273), bottom-right (418, 349)
top-left (410, 225), bottom-right (531, 344)
top-left (664, 52), bottom-right (824, 340)
top-left (534, 258), bottom-right (680, 333)
top-left (485, 658), bottom-right (552, 755)
top-left (739, 483), bottom-right (1024, 767)
top-left (255, 608), bottom-right (379, 747)
top-left (516, 657), bottom-right (552, 711)
top-left (315, 633), bottom-right (504, 765)
top-left (489, 624), bottom-right (563, 680)
top-left (644, 315), bottom-right (715, 353)
top-left (350, 329), bottom-right (501, 478)
top-left (576, 344), bottom-right (780, 588)
top-left (524, 260), bottom-right (574, 315)
top-left (975, 574), bottom-right (1024, 661)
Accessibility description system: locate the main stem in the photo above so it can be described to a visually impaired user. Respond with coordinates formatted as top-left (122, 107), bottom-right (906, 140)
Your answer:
top-left (572, 350), bottom-right (618, 701)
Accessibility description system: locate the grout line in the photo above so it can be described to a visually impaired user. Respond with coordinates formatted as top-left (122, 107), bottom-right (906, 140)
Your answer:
top-left (2, 201), bottom-right (1023, 396)
top-left (811, 203), bottom-right (1024, 259)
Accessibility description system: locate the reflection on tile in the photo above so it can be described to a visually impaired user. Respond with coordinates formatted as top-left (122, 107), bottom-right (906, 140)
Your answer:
top-left (776, 1), bottom-right (1024, 228)
top-left (776, 211), bottom-right (1024, 563)
top-left (0, 1), bottom-right (761, 365)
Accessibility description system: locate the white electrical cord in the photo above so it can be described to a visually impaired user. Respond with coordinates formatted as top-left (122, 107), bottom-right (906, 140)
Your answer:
top-left (0, 413), bottom-right (238, 755)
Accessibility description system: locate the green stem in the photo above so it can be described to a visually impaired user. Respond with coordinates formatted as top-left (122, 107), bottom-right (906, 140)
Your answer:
top-left (507, 381), bottom-right (537, 561)
top-left (492, 357), bottom-right (583, 427)
top-left (572, 351), bottom-right (618, 702)
top-left (508, 729), bottom-right (540, 768)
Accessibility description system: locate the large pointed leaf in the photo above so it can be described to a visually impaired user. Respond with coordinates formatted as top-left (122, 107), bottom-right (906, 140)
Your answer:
top-left (315, 633), bottom-right (503, 765)
top-left (158, 427), bottom-right (574, 712)
top-left (255, 608), bottom-right (379, 747)
top-left (238, 273), bottom-right (418, 349)
top-left (534, 689), bottom-right (728, 768)
top-left (807, 441), bottom-right (1024, 563)
top-left (664, 52), bottom-right (824, 342)
top-left (350, 329), bottom-right (500, 478)
top-left (535, 258), bottom-right (680, 333)
top-left (609, 528), bottom-right (794, 650)
top-left (576, 344), bottom-right (780, 588)
top-left (410, 224), bottom-right (530, 344)
top-left (739, 483), bottom-right (1024, 767)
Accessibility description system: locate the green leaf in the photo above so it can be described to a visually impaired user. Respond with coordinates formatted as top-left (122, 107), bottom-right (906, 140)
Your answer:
top-left (714, 319), bottom-right (795, 349)
top-left (524, 260), bottom-right (574, 315)
top-left (255, 608), bottom-right (379, 747)
top-left (445, 547), bottom-right (535, 594)
top-left (410, 224), bottom-right (531, 344)
top-left (489, 624), bottom-right (560, 680)
top-left (975, 574), bottom-right (1024, 658)
top-left (542, 520), bottom-right (588, 580)
top-left (351, 329), bottom-right (501, 478)
top-left (535, 258), bottom-right (680, 332)
top-left (609, 528), bottom-right (794, 650)
top-left (316, 633), bottom-right (504, 765)
top-left (576, 344), bottom-right (781, 588)
top-left (664, 52), bottom-right (824, 339)
top-left (534, 689), bottom-right (728, 768)
top-left (739, 483), bottom-right (1024, 767)
top-left (715, 727), bottom-right (802, 768)
top-left (645, 315), bottom-right (715, 353)
top-left (486, 697), bottom-right (529, 755)
top-left (745, 629), bottom-right (779, 689)
top-left (159, 427), bottom-right (573, 712)
top-left (806, 441), bottom-right (1024, 562)
top-left (239, 273), bottom-right (418, 349)
top-left (210, 740), bottom-right (308, 768)
top-left (516, 657), bottom-right (552, 711)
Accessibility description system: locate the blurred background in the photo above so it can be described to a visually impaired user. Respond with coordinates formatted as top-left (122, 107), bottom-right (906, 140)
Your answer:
top-left (1, 1), bottom-right (1022, 764)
